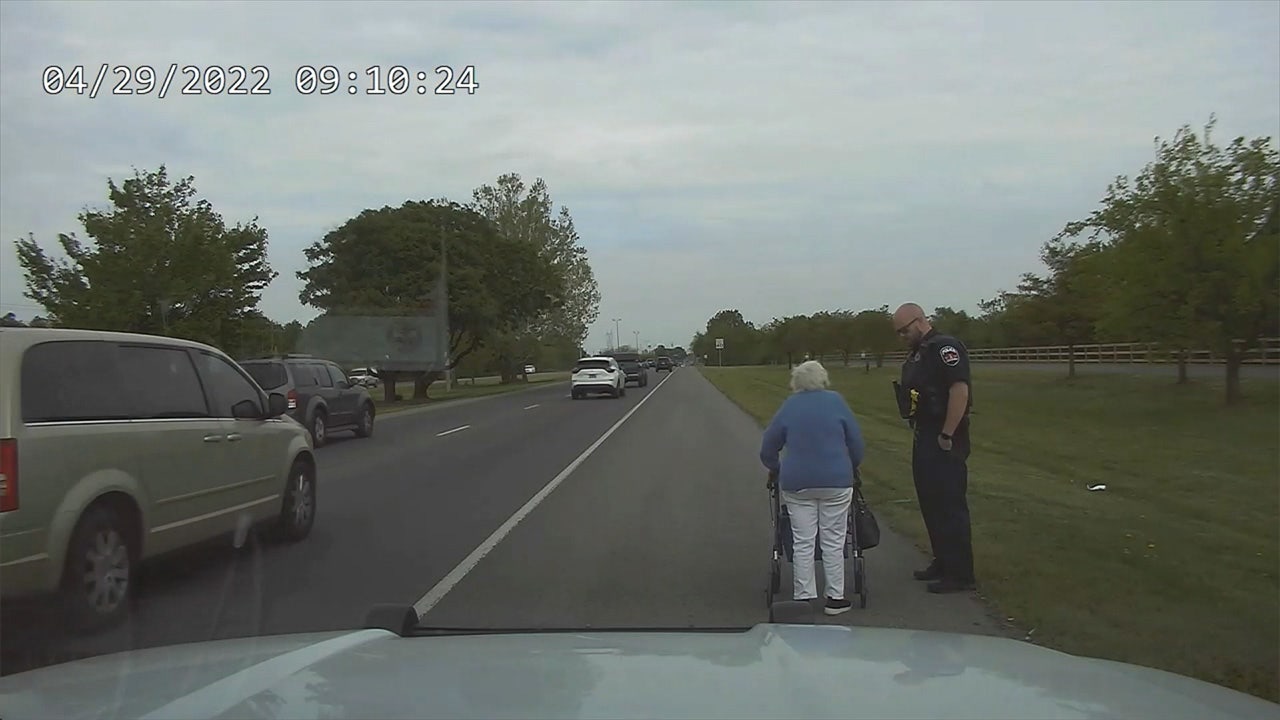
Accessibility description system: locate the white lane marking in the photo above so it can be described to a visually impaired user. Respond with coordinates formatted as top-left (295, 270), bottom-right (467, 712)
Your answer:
top-left (436, 425), bottom-right (470, 437)
top-left (524, 404), bottom-right (540, 410)
top-left (413, 368), bottom-right (677, 616)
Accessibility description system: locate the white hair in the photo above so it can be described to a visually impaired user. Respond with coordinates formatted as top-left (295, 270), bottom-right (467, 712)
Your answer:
top-left (790, 360), bottom-right (830, 392)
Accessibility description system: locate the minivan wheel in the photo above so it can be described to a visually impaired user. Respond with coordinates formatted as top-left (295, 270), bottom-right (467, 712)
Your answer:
top-left (277, 459), bottom-right (316, 542)
top-left (61, 503), bottom-right (136, 633)
top-left (310, 411), bottom-right (327, 447)
top-left (354, 404), bottom-right (375, 438)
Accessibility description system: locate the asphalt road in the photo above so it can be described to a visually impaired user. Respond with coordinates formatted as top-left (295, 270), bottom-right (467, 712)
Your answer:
top-left (1, 367), bottom-right (1006, 677)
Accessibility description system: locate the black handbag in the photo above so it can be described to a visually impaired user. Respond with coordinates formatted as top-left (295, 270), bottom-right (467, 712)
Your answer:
top-left (852, 486), bottom-right (881, 550)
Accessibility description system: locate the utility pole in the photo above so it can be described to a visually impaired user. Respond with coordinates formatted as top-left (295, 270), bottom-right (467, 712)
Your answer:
top-left (612, 318), bottom-right (622, 351)
top-left (633, 331), bottom-right (639, 351)
top-left (440, 231), bottom-right (452, 393)
top-left (606, 330), bottom-right (613, 352)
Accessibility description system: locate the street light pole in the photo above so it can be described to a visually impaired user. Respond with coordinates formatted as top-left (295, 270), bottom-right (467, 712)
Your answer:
top-left (612, 318), bottom-right (621, 351)
top-left (633, 331), bottom-right (639, 351)
top-left (440, 231), bottom-right (452, 393)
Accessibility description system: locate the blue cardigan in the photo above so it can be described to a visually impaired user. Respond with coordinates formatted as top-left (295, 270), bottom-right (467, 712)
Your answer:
top-left (760, 389), bottom-right (865, 492)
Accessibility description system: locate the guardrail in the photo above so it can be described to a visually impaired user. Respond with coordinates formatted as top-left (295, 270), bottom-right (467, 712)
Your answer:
top-left (817, 338), bottom-right (1280, 366)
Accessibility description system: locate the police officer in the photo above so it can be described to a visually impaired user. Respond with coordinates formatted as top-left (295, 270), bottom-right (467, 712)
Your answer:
top-left (892, 303), bottom-right (975, 593)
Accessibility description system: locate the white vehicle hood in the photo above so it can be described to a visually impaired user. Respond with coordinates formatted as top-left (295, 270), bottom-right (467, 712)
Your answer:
top-left (0, 624), bottom-right (1275, 720)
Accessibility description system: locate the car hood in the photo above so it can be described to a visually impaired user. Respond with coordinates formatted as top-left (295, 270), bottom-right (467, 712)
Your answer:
top-left (0, 624), bottom-right (1274, 720)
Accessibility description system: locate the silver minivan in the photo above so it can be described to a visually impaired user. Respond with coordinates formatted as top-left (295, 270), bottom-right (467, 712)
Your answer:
top-left (0, 328), bottom-right (317, 632)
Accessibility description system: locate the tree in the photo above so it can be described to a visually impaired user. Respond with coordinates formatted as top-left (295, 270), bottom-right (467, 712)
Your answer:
top-left (1057, 116), bottom-right (1279, 404)
top-left (849, 308), bottom-right (896, 367)
top-left (471, 173), bottom-right (601, 381)
top-left (828, 310), bottom-right (863, 366)
top-left (694, 309), bottom-right (763, 366)
top-left (1013, 239), bottom-right (1109, 378)
top-left (930, 307), bottom-right (978, 344)
top-left (231, 313), bottom-right (304, 359)
top-left (764, 315), bottom-right (810, 367)
top-left (805, 311), bottom-right (842, 361)
top-left (297, 199), bottom-right (555, 400)
top-left (14, 166), bottom-right (276, 349)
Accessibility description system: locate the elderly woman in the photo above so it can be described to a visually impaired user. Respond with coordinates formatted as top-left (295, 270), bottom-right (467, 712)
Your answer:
top-left (760, 360), bottom-right (865, 615)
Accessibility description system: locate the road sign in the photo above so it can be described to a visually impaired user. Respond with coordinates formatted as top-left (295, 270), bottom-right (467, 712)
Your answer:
top-left (715, 338), bottom-right (724, 349)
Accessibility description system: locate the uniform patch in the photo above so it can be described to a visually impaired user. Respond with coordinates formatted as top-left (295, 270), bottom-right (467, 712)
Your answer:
top-left (940, 345), bottom-right (960, 366)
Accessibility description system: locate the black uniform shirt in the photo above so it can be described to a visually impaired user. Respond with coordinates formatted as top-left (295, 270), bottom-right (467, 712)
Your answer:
top-left (900, 329), bottom-right (972, 433)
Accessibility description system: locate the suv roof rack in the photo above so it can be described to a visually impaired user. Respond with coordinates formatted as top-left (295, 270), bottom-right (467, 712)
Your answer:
top-left (246, 353), bottom-right (315, 360)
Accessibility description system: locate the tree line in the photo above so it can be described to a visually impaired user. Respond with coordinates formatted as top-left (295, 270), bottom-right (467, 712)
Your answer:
top-left (690, 117), bottom-right (1278, 405)
top-left (13, 167), bottom-right (601, 399)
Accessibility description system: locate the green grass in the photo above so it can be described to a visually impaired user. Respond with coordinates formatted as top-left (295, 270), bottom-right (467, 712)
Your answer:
top-left (373, 372), bottom-right (570, 415)
top-left (702, 363), bottom-right (1280, 702)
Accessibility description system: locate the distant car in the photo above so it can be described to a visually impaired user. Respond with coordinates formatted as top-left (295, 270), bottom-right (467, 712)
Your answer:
top-left (608, 352), bottom-right (648, 388)
top-left (0, 328), bottom-right (316, 632)
top-left (524, 364), bottom-right (536, 375)
top-left (348, 367), bottom-right (380, 388)
top-left (239, 354), bottom-right (376, 447)
top-left (655, 356), bottom-right (674, 373)
top-left (571, 357), bottom-right (626, 399)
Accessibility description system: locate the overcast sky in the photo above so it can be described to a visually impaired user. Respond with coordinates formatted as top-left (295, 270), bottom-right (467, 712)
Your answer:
top-left (1, 1), bottom-right (1277, 352)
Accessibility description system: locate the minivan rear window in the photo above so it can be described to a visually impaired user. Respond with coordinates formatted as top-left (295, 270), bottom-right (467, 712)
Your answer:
top-left (21, 341), bottom-right (130, 422)
top-left (242, 361), bottom-right (288, 390)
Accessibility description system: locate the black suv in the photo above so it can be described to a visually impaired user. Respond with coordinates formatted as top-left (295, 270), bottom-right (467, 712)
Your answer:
top-left (655, 356), bottom-right (674, 373)
top-left (609, 352), bottom-right (649, 387)
top-left (240, 354), bottom-right (376, 447)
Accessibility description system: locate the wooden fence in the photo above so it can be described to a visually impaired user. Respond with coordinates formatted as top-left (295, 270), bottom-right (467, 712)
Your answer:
top-left (815, 338), bottom-right (1280, 366)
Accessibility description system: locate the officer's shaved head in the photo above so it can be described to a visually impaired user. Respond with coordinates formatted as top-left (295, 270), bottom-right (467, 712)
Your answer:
top-left (893, 303), bottom-right (932, 346)
top-left (894, 303), bottom-right (926, 323)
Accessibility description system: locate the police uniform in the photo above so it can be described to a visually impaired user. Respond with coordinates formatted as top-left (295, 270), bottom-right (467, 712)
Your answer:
top-left (898, 329), bottom-right (975, 590)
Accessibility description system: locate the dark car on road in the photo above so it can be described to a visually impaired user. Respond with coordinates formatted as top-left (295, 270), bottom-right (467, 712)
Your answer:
top-left (609, 352), bottom-right (648, 387)
top-left (240, 354), bottom-right (376, 447)
top-left (655, 356), bottom-right (674, 373)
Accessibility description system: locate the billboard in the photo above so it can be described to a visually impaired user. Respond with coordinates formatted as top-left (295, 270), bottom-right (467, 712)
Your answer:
top-left (298, 262), bottom-right (450, 372)
top-left (296, 313), bottom-right (447, 372)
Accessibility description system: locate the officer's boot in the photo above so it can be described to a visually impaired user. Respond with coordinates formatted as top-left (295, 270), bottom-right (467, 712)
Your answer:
top-left (913, 559), bottom-right (942, 581)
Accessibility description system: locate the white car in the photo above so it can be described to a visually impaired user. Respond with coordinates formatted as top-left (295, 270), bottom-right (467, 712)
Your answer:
top-left (570, 356), bottom-right (626, 399)
top-left (523, 364), bottom-right (536, 375)
top-left (347, 367), bottom-right (380, 388)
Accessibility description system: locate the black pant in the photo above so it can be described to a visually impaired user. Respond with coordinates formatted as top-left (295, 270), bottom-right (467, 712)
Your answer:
top-left (911, 426), bottom-right (975, 583)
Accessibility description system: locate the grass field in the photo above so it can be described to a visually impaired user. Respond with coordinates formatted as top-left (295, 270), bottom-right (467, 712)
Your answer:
top-left (701, 363), bottom-right (1280, 702)
top-left (373, 372), bottom-right (570, 414)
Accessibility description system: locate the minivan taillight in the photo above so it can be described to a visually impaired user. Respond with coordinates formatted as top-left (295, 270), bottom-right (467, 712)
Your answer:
top-left (287, 389), bottom-right (298, 410)
top-left (0, 438), bottom-right (17, 513)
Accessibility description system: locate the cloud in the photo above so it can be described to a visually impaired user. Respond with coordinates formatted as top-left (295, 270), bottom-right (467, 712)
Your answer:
top-left (1, 0), bottom-right (1276, 351)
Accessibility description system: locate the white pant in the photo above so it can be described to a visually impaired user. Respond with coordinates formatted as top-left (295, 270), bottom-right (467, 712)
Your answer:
top-left (782, 487), bottom-right (853, 601)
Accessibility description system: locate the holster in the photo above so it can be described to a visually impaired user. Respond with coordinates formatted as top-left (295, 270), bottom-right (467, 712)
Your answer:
top-left (892, 381), bottom-right (914, 420)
